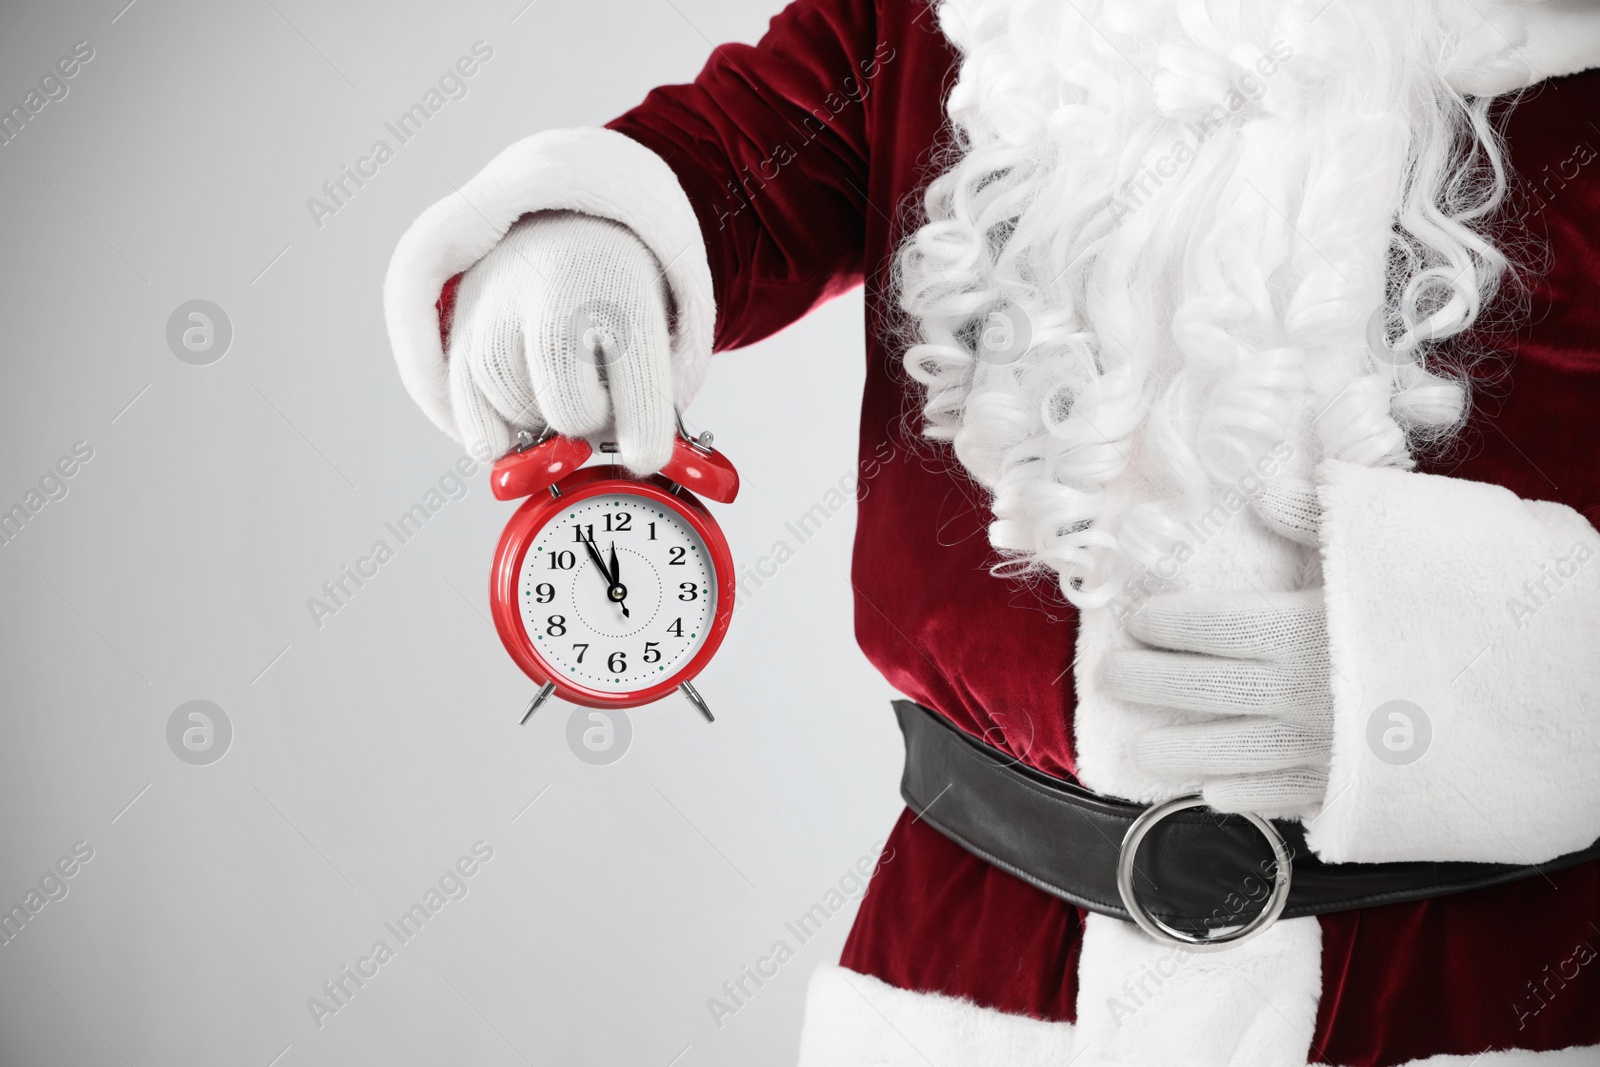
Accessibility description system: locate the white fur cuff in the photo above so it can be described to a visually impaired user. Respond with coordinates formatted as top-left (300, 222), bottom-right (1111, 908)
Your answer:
top-left (381, 126), bottom-right (715, 439)
top-left (1308, 460), bottom-right (1600, 864)
top-left (1520, 0), bottom-right (1600, 84)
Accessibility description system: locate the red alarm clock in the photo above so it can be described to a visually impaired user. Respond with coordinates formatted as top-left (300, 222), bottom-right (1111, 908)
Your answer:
top-left (489, 427), bottom-right (738, 724)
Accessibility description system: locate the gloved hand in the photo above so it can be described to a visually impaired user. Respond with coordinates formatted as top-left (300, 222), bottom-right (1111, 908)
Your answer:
top-left (446, 209), bottom-right (676, 474)
top-left (1103, 481), bottom-right (1333, 819)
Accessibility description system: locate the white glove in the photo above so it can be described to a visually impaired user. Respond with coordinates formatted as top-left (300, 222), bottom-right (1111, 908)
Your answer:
top-left (446, 210), bottom-right (676, 474)
top-left (1104, 482), bottom-right (1333, 819)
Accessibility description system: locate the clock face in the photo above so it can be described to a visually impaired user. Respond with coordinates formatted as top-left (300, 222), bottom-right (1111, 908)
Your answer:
top-left (517, 492), bottom-right (717, 693)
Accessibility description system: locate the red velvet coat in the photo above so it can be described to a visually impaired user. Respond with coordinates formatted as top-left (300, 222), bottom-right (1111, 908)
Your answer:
top-left (604, 0), bottom-right (1600, 1060)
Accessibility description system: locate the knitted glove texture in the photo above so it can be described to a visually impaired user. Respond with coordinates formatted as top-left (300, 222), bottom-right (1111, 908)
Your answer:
top-left (447, 210), bottom-right (675, 474)
top-left (1105, 481), bottom-right (1333, 818)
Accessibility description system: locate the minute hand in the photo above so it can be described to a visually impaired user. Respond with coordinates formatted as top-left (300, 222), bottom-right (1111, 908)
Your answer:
top-left (606, 541), bottom-right (629, 618)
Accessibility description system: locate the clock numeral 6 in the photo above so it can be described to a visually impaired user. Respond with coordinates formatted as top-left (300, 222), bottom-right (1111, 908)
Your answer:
top-left (608, 650), bottom-right (627, 674)
top-left (678, 582), bottom-right (699, 601)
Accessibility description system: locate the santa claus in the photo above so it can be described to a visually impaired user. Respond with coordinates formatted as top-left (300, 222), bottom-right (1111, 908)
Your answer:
top-left (384, 0), bottom-right (1600, 1062)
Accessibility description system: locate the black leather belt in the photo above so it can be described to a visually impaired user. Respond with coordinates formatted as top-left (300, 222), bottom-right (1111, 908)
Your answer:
top-left (895, 699), bottom-right (1600, 949)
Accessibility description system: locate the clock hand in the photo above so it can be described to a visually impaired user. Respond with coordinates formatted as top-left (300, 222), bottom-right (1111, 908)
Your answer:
top-left (579, 534), bottom-right (614, 589)
top-left (608, 541), bottom-right (629, 618)
top-left (579, 533), bottom-right (629, 618)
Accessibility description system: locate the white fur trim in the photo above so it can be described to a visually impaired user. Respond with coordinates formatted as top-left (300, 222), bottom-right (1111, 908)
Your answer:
top-left (795, 960), bottom-right (1598, 1064)
top-left (795, 965), bottom-right (1076, 1066)
top-left (1521, 0), bottom-right (1600, 83)
top-left (1405, 1049), bottom-right (1600, 1066)
top-left (1308, 460), bottom-right (1600, 864)
top-left (1441, 0), bottom-right (1600, 94)
top-left (1059, 415), bottom-right (1326, 1063)
top-left (381, 127), bottom-right (714, 439)
top-left (1073, 913), bottom-right (1321, 1067)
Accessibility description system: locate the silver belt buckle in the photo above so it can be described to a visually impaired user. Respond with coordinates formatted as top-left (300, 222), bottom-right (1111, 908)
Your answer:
top-left (1115, 795), bottom-right (1294, 951)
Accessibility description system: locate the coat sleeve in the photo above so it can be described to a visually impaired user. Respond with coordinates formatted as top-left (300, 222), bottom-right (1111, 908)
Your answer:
top-left (383, 0), bottom-right (878, 440)
top-left (1305, 459), bottom-right (1600, 865)
top-left (606, 0), bottom-right (879, 353)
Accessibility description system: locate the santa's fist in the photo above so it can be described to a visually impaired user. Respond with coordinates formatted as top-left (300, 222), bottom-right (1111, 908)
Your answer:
top-left (1106, 587), bottom-right (1334, 819)
top-left (1104, 483), bottom-right (1335, 819)
top-left (446, 210), bottom-right (676, 475)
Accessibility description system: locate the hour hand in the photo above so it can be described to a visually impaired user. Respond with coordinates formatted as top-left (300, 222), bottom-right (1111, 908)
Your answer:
top-left (579, 535), bottom-right (612, 585)
top-left (580, 535), bottom-right (629, 618)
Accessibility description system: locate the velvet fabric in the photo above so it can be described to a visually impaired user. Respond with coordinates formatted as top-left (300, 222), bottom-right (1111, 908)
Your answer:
top-left (604, 0), bottom-right (1600, 1059)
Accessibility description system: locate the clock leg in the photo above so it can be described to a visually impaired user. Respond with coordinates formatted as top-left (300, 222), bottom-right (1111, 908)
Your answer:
top-left (519, 681), bottom-right (556, 725)
top-left (679, 681), bottom-right (715, 723)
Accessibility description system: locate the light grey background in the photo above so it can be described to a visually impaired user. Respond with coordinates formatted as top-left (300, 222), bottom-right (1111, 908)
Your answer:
top-left (0, 1), bottom-right (905, 1064)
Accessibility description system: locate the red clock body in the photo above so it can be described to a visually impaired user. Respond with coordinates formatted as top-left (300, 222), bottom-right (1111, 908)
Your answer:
top-left (489, 435), bottom-right (739, 711)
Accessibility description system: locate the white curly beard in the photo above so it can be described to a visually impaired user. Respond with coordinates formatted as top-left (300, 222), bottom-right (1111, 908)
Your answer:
top-left (896, 0), bottom-right (1540, 609)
